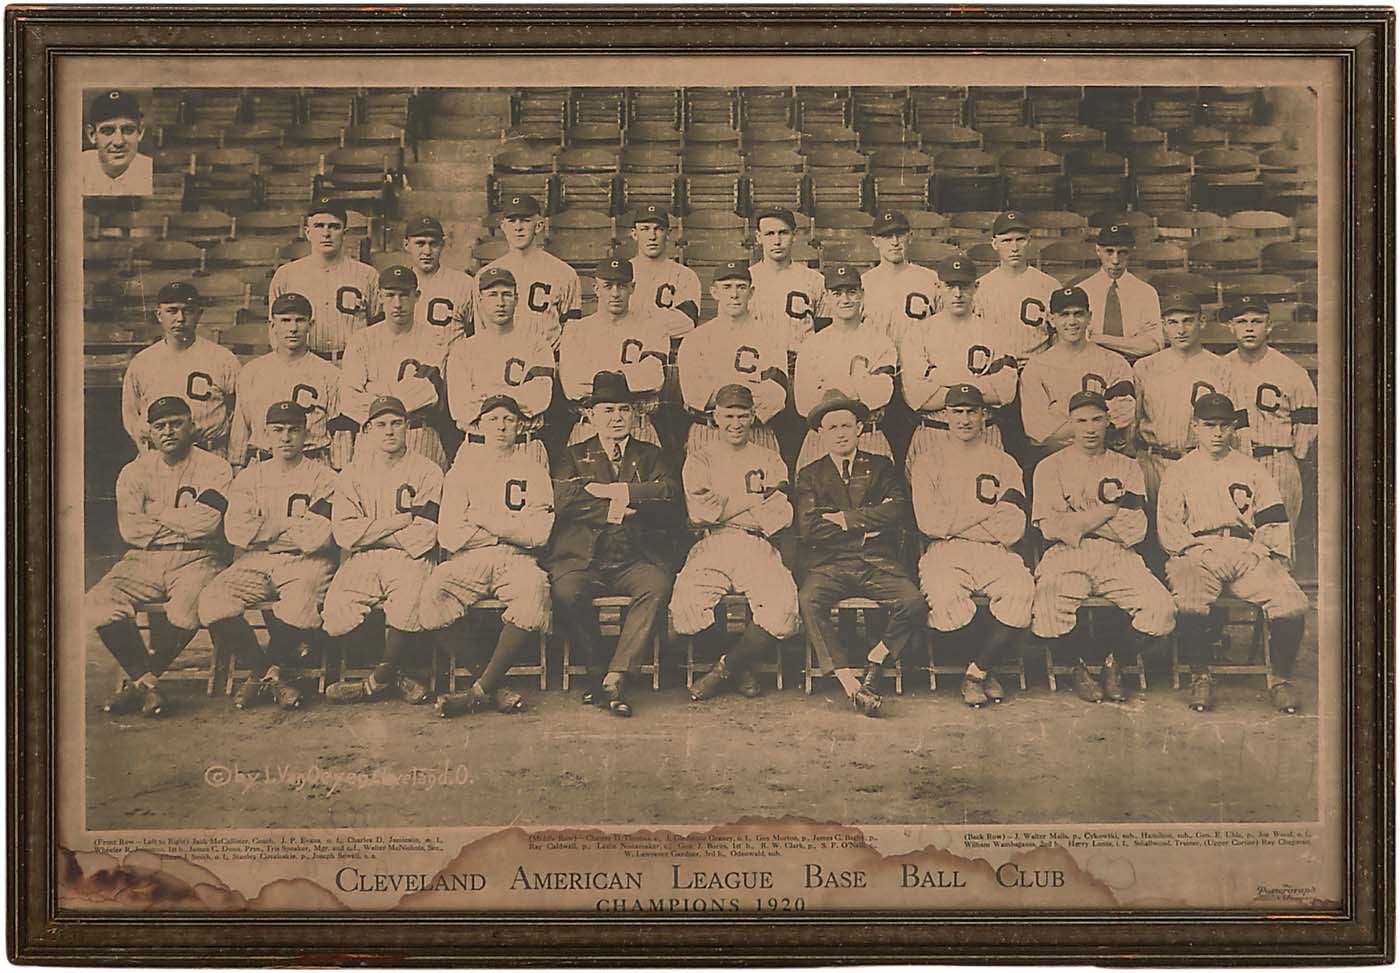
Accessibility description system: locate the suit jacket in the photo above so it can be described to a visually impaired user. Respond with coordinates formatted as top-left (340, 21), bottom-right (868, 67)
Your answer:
top-left (546, 435), bottom-right (681, 576)
top-left (795, 450), bottom-right (913, 572)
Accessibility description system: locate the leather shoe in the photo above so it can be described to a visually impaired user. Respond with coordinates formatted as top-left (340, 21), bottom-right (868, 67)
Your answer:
top-left (850, 687), bottom-right (883, 718)
top-left (690, 656), bottom-right (733, 701)
top-left (605, 682), bottom-right (632, 718)
top-left (860, 661), bottom-right (882, 694)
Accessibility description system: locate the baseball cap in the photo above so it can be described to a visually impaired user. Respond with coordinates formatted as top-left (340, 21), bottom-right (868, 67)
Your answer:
top-left (1096, 223), bottom-right (1136, 246)
top-left (501, 194), bottom-right (541, 218)
top-left (147, 396), bottom-right (191, 423)
top-left (477, 266), bottom-right (517, 291)
top-left (1050, 286), bottom-right (1091, 313)
top-left (713, 384), bottom-right (755, 410)
top-left (404, 215), bottom-right (445, 240)
top-left (1193, 392), bottom-right (1238, 422)
top-left (594, 256), bottom-right (634, 284)
top-left (1161, 291), bottom-right (1202, 314)
top-left (944, 384), bottom-right (986, 409)
top-left (823, 264), bottom-right (862, 289)
top-left (753, 207), bottom-right (797, 230)
top-left (379, 265), bottom-right (418, 291)
top-left (713, 261), bottom-right (752, 284)
top-left (477, 394), bottom-right (525, 422)
top-left (936, 254), bottom-right (978, 285)
top-left (872, 210), bottom-right (911, 236)
top-left (992, 211), bottom-right (1030, 235)
top-left (89, 89), bottom-right (141, 125)
top-left (632, 204), bottom-right (671, 228)
top-left (1067, 390), bottom-right (1109, 414)
top-left (367, 395), bottom-right (407, 423)
top-left (265, 400), bottom-right (308, 427)
top-left (1221, 293), bottom-right (1270, 319)
top-left (306, 197), bottom-right (348, 224)
top-left (156, 281), bottom-right (200, 305)
top-left (270, 292), bottom-right (313, 317)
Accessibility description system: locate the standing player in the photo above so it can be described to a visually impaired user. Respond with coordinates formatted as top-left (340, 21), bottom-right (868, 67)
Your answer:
top-left (421, 395), bottom-right (555, 718)
top-left (791, 264), bottom-right (898, 471)
top-left (910, 385), bottom-right (1034, 708)
top-left (900, 255), bottom-right (1018, 472)
top-left (402, 215), bottom-right (475, 346)
top-left (121, 281), bottom-right (241, 456)
top-left (340, 265), bottom-right (449, 469)
top-left (1030, 392), bottom-right (1176, 704)
top-left (86, 397), bottom-right (232, 717)
top-left (227, 293), bottom-right (343, 469)
top-left (674, 384), bottom-right (800, 702)
top-left (748, 206), bottom-right (826, 352)
top-left (322, 396), bottom-right (444, 704)
top-left (1223, 293), bottom-right (1317, 532)
top-left (974, 211), bottom-right (1061, 366)
top-left (628, 204), bottom-right (702, 344)
top-left (82, 89), bottom-right (153, 197)
top-left (268, 198), bottom-right (380, 360)
top-left (1077, 222), bottom-right (1165, 359)
top-left (1158, 393), bottom-right (1310, 714)
top-left (473, 194), bottom-right (580, 352)
top-left (197, 401), bottom-right (339, 711)
top-left (860, 209), bottom-right (945, 347)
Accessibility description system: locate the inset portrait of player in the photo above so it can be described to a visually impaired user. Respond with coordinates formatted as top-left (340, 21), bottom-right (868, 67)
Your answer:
top-left (82, 89), bottom-right (153, 197)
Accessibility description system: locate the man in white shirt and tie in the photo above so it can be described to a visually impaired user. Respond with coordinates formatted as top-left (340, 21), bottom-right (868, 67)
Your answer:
top-left (1077, 223), bottom-right (1164, 360)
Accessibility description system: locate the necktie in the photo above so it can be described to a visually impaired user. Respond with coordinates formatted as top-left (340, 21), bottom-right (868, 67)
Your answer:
top-left (841, 459), bottom-right (851, 483)
top-left (610, 442), bottom-right (623, 475)
top-left (1103, 281), bottom-right (1124, 337)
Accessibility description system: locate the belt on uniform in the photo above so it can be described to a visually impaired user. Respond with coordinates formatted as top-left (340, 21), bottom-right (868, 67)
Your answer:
top-left (704, 524), bottom-right (765, 539)
top-left (146, 542), bottom-right (213, 552)
top-left (467, 431), bottom-right (536, 445)
top-left (1147, 445), bottom-right (1184, 460)
top-left (257, 446), bottom-right (328, 461)
top-left (1253, 445), bottom-right (1292, 457)
top-left (1193, 525), bottom-right (1253, 540)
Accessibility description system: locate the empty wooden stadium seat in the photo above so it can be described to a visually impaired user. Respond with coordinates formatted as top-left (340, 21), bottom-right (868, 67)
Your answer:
top-left (1220, 274), bottom-right (1300, 305)
top-left (931, 149), bottom-right (1004, 212)
top-left (1025, 85), bottom-right (1082, 128)
top-left (907, 239), bottom-right (961, 266)
top-left (868, 147), bottom-right (933, 212)
top-left (1141, 270), bottom-right (1219, 305)
top-left (738, 88), bottom-right (795, 129)
top-left (556, 147), bottom-right (621, 212)
top-left (1260, 240), bottom-right (1317, 274)
top-left (1133, 241), bottom-right (1190, 273)
top-left (1200, 86), bottom-right (1260, 127)
top-left (1153, 209), bottom-right (1229, 244)
top-left (232, 208), bottom-right (302, 240)
top-left (1022, 209), bottom-right (1090, 241)
top-left (1066, 149), bottom-right (1130, 212)
top-left (205, 237), bottom-right (283, 271)
top-left (628, 90), bottom-right (683, 129)
top-left (684, 122), bottom-right (742, 149)
top-left (1000, 148), bottom-right (1065, 211)
top-left (97, 210), bottom-right (168, 241)
top-left (1227, 209), bottom-right (1295, 241)
top-left (1037, 240), bottom-right (1100, 283)
top-left (919, 125), bottom-right (982, 153)
top-left (132, 239), bottom-right (205, 273)
top-left (1080, 86), bottom-right (1140, 131)
top-left (909, 86), bottom-right (967, 129)
top-left (981, 125), bottom-right (1044, 155)
top-left (684, 88), bottom-right (738, 128)
top-left (744, 146), bottom-right (806, 214)
top-left (1140, 86), bottom-right (1199, 131)
top-left (570, 87), bottom-right (625, 127)
top-left (968, 86), bottom-right (1026, 128)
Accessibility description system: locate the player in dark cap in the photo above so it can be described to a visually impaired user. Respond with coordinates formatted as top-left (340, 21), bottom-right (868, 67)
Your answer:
top-left (475, 193), bottom-right (580, 352)
top-left (1078, 221), bottom-right (1164, 359)
top-left (862, 208), bottom-right (946, 344)
top-left (749, 206), bottom-right (826, 351)
top-left (402, 214), bottom-right (474, 350)
top-left (82, 89), bottom-right (153, 195)
top-left (629, 205), bottom-right (702, 338)
top-left (976, 211), bottom-right (1060, 365)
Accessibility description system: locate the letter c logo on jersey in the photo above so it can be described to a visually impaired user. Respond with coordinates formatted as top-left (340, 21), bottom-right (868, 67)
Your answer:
top-left (504, 479), bottom-right (527, 511)
top-left (1097, 477), bottom-right (1125, 504)
top-left (975, 473), bottom-right (1001, 506)
top-left (744, 469), bottom-right (766, 495)
top-left (395, 483), bottom-right (417, 513)
top-left (785, 291), bottom-right (811, 322)
top-left (1229, 482), bottom-right (1254, 515)
top-left (1081, 373), bottom-right (1108, 396)
top-left (1256, 382), bottom-right (1284, 413)
top-left (849, 355), bottom-right (870, 377)
top-left (1019, 297), bottom-right (1046, 328)
top-left (426, 297), bottom-right (455, 327)
top-left (286, 493), bottom-right (311, 517)
top-left (904, 292), bottom-right (933, 321)
top-left (397, 358), bottom-right (423, 381)
top-left (527, 282), bottom-right (552, 313)
top-left (173, 485), bottom-right (197, 508)
top-left (966, 345), bottom-right (992, 375)
top-left (655, 282), bottom-right (676, 309)
top-left (503, 357), bottom-right (526, 387)
top-left (335, 286), bottom-right (363, 316)
top-left (1190, 381), bottom-right (1218, 405)
top-left (619, 338), bottom-right (644, 365)
top-left (291, 383), bottom-right (319, 410)
top-left (733, 346), bottom-right (759, 374)
top-left (185, 371), bottom-right (214, 402)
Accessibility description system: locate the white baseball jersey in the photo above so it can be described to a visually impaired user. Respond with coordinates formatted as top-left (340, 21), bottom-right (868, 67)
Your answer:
top-left (558, 311), bottom-right (669, 403)
top-left (121, 337), bottom-right (241, 450)
top-left (1133, 348), bottom-right (1250, 455)
top-left (1224, 347), bottom-right (1318, 451)
top-left (861, 261), bottom-right (945, 347)
top-left (899, 309), bottom-right (1019, 417)
top-left (223, 458), bottom-right (339, 555)
top-left (114, 447), bottom-right (233, 551)
top-left (749, 259), bottom-right (827, 351)
top-left (1157, 448), bottom-right (1291, 559)
top-left (974, 264), bottom-right (1061, 362)
top-left (631, 255), bottom-right (702, 333)
top-left (332, 450), bottom-right (443, 558)
top-left (1020, 343), bottom-right (1136, 449)
top-left (683, 441), bottom-right (792, 538)
top-left (414, 264), bottom-right (475, 346)
top-left (229, 351), bottom-right (342, 462)
top-left (445, 325), bottom-right (554, 431)
top-left (438, 446), bottom-right (555, 555)
top-left (1078, 269), bottom-right (1164, 348)
top-left (339, 320), bottom-right (447, 427)
top-left (676, 314), bottom-right (790, 414)
top-left (81, 150), bottom-right (153, 197)
top-left (792, 323), bottom-right (897, 419)
top-left (474, 247), bottom-right (581, 351)
top-left (1032, 446), bottom-right (1149, 549)
top-left (268, 254), bottom-right (381, 357)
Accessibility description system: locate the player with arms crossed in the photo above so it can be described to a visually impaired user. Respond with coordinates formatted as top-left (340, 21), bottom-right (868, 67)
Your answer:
top-left (674, 384), bottom-right (800, 703)
top-left (1030, 391), bottom-right (1176, 704)
top-left (748, 207), bottom-right (826, 353)
top-left (402, 215), bottom-right (474, 345)
top-left (422, 394), bottom-right (555, 718)
top-left (474, 194), bottom-right (580, 352)
top-left (198, 401), bottom-right (339, 711)
top-left (1077, 222), bottom-right (1165, 359)
top-left (1158, 392), bottom-right (1310, 714)
top-left (628, 204), bottom-right (701, 344)
top-left (122, 281), bottom-right (240, 456)
top-left (268, 198), bottom-right (379, 360)
top-left (87, 397), bottom-right (232, 718)
top-left (911, 385), bottom-right (1035, 708)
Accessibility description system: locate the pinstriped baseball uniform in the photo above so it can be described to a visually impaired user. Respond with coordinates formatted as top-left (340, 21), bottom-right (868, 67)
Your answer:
top-left (340, 320), bottom-right (450, 469)
top-left (630, 255), bottom-right (702, 335)
top-left (86, 447), bottom-right (233, 632)
top-left (418, 444), bottom-right (554, 633)
top-left (1020, 343), bottom-right (1136, 453)
top-left (268, 254), bottom-right (381, 357)
top-left (197, 457), bottom-right (340, 630)
top-left (860, 261), bottom-right (945, 348)
top-left (911, 442), bottom-right (1034, 631)
top-left (445, 324), bottom-right (554, 444)
top-left (228, 350), bottom-right (342, 467)
top-left (322, 450), bottom-right (443, 636)
top-left (121, 337), bottom-right (241, 453)
top-left (559, 310), bottom-right (670, 446)
top-left (1225, 347), bottom-right (1317, 528)
top-left (1029, 446), bottom-right (1176, 639)
top-left (676, 314), bottom-right (787, 456)
top-left (748, 259), bottom-right (827, 352)
top-left (414, 265), bottom-right (475, 347)
top-left (973, 265), bottom-right (1060, 363)
top-left (473, 247), bottom-right (581, 352)
top-left (669, 440), bottom-right (799, 639)
top-left (792, 322), bottom-right (897, 471)
top-left (1158, 447), bottom-right (1308, 619)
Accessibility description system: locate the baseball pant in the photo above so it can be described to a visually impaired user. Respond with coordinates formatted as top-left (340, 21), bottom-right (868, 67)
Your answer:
top-left (322, 548), bottom-right (433, 637)
top-left (1031, 538), bottom-right (1177, 639)
top-left (919, 538), bottom-right (1035, 631)
top-left (686, 419), bottom-right (781, 458)
top-left (1164, 539), bottom-right (1309, 620)
top-left (799, 556), bottom-right (926, 673)
top-left (352, 426), bottom-right (448, 471)
top-left (198, 551), bottom-right (336, 630)
top-left (669, 530), bottom-right (800, 639)
top-left (86, 549), bottom-right (226, 632)
top-left (795, 428), bottom-right (892, 477)
top-left (905, 424), bottom-right (1005, 480)
top-left (550, 559), bottom-right (672, 675)
top-left (419, 546), bottom-right (551, 633)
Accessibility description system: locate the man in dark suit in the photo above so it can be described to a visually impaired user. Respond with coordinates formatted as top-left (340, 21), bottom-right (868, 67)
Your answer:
top-left (795, 390), bottom-right (926, 717)
top-left (547, 370), bottom-right (680, 717)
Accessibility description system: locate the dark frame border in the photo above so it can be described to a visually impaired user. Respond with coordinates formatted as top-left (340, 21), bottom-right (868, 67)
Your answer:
top-left (8, 6), bottom-right (1393, 965)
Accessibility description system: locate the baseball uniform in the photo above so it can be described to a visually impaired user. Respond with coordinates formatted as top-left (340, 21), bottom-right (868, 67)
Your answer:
top-left (973, 264), bottom-right (1061, 364)
top-left (860, 261), bottom-right (945, 348)
top-left (559, 309), bottom-right (670, 446)
top-left (748, 259), bottom-right (827, 352)
top-left (415, 264), bottom-right (476, 346)
top-left (792, 323), bottom-right (897, 471)
top-left (473, 247), bottom-right (581, 352)
top-left (676, 314), bottom-right (788, 455)
top-left (445, 324), bottom-right (554, 448)
top-left (1225, 346), bottom-right (1317, 529)
top-left (268, 253), bottom-right (380, 358)
top-left (228, 349), bottom-right (342, 467)
top-left (1079, 268), bottom-right (1164, 352)
top-left (1020, 343), bottom-right (1136, 454)
top-left (82, 149), bottom-right (154, 197)
top-left (631, 255), bottom-right (702, 336)
top-left (122, 336), bottom-right (241, 454)
top-left (340, 319), bottom-right (450, 469)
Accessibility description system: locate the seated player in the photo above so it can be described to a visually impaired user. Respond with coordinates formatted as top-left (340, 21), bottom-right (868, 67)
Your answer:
top-left (795, 391), bottom-right (927, 717)
top-left (322, 396), bottom-right (443, 704)
top-left (1158, 393), bottom-right (1310, 714)
top-left (421, 395), bottom-right (555, 718)
top-left (910, 385), bottom-right (1035, 708)
top-left (1031, 391), bottom-right (1177, 703)
top-left (198, 401), bottom-right (339, 711)
top-left (673, 384), bottom-right (800, 702)
top-left (87, 397), bottom-right (232, 717)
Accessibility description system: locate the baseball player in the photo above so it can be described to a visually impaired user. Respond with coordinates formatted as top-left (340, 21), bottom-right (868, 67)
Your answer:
top-left (340, 265), bottom-right (449, 469)
top-left (446, 267), bottom-right (554, 462)
top-left (860, 209), bottom-right (945, 347)
top-left (910, 384), bottom-right (1034, 708)
top-left (227, 292), bottom-right (344, 469)
top-left (473, 193), bottom-right (580, 352)
top-left (795, 391), bottom-right (927, 717)
top-left (402, 215), bottom-right (475, 346)
top-left (899, 254), bottom-right (1018, 473)
top-left (1030, 391), bottom-right (1176, 704)
top-left (791, 263), bottom-right (897, 472)
top-left (628, 204), bottom-right (702, 342)
top-left (674, 384), bottom-right (800, 702)
top-left (558, 256), bottom-right (670, 447)
top-left (748, 206), bottom-right (827, 352)
top-left (321, 396), bottom-right (443, 705)
top-left (421, 394), bottom-right (554, 718)
top-left (1077, 222), bottom-right (1165, 359)
top-left (86, 396), bottom-right (232, 717)
top-left (974, 211), bottom-right (1061, 366)
top-left (268, 198), bottom-right (380, 359)
top-left (82, 89), bottom-right (153, 196)
top-left (197, 401), bottom-right (339, 711)
top-left (1223, 293), bottom-right (1317, 533)
top-left (676, 260), bottom-right (789, 458)
top-left (121, 281), bottom-right (241, 456)
top-left (1020, 285), bottom-right (1136, 460)
top-left (1158, 392), bottom-right (1310, 714)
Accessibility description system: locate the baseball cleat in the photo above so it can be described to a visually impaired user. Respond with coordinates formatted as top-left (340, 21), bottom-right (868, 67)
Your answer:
top-left (982, 674), bottom-right (1006, 704)
top-left (604, 683), bottom-right (632, 718)
top-left (689, 656), bottom-right (734, 701)
top-left (269, 677), bottom-right (304, 710)
top-left (1189, 672), bottom-right (1215, 712)
top-left (103, 681), bottom-right (146, 715)
top-left (960, 675), bottom-right (988, 708)
top-left (396, 673), bottom-right (431, 705)
top-left (141, 686), bottom-right (168, 718)
top-left (1268, 681), bottom-right (1301, 714)
top-left (1071, 662), bottom-right (1104, 703)
top-left (734, 664), bottom-right (763, 699)
top-left (1100, 659), bottom-right (1127, 703)
top-left (435, 683), bottom-right (488, 718)
top-left (493, 686), bottom-right (526, 713)
top-left (325, 679), bottom-right (378, 704)
top-left (860, 662), bottom-right (882, 694)
top-left (850, 687), bottom-right (883, 718)
top-left (235, 676), bottom-right (268, 710)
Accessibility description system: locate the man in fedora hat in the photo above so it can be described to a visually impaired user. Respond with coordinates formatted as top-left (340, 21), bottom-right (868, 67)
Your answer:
top-left (546, 370), bottom-right (680, 718)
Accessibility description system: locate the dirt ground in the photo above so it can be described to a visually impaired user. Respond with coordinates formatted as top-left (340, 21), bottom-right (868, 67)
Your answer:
top-left (83, 615), bottom-right (1319, 831)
